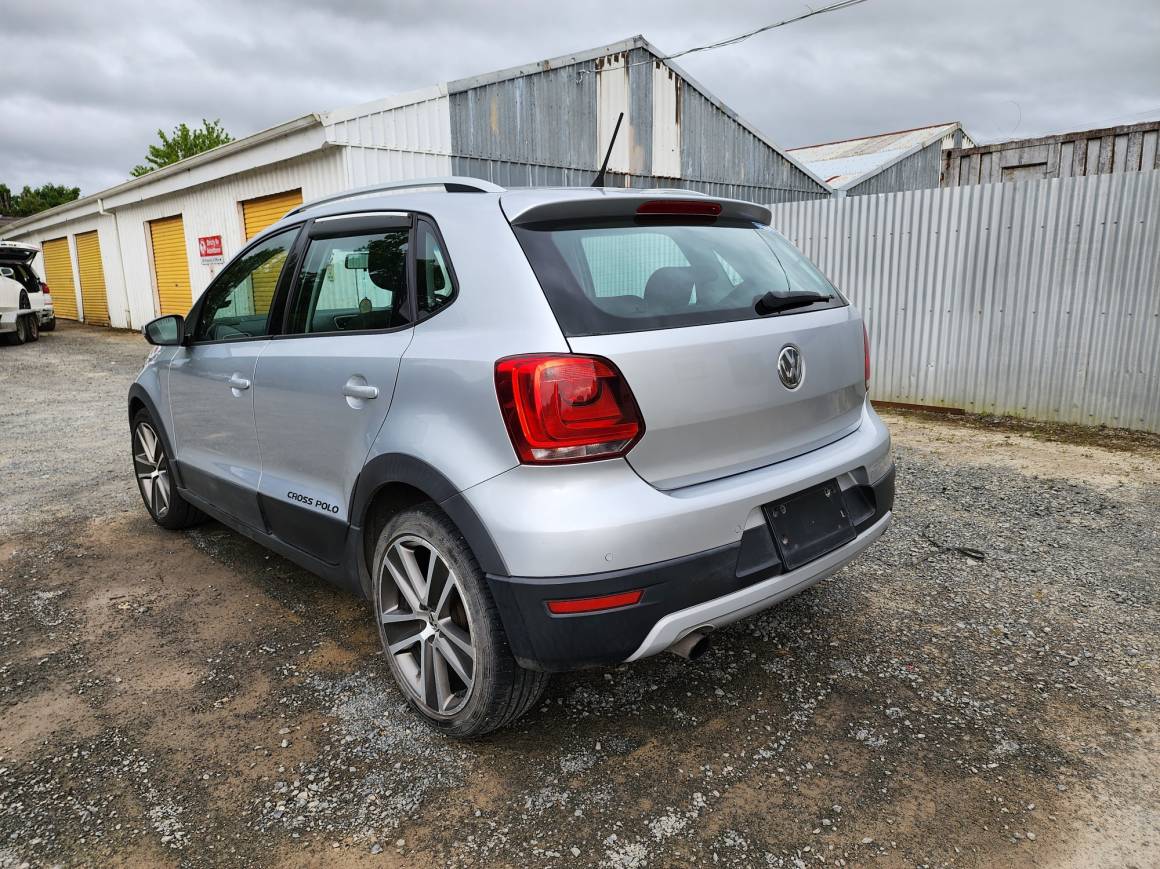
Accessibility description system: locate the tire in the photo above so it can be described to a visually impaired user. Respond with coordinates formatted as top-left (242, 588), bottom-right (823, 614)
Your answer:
top-left (25, 314), bottom-right (39, 342)
top-left (8, 315), bottom-right (28, 345)
top-left (40, 316), bottom-right (56, 332)
top-left (372, 503), bottom-right (549, 737)
top-left (131, 409), bottom-right (204, 530)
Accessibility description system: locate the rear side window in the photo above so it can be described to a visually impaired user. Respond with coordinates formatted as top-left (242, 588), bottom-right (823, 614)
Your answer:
top-left (513, 220), bottom-right (845, 337)
top-left (415, 220), bottom-right (455, 319)
top-left (287, 230), bottom-right (411, 334)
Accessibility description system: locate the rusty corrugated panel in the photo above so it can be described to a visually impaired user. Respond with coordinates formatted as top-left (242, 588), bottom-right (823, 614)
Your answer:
top-left (769, 170), bottom-right (1160, 432)
top-left (942, 120), bottom-right (1160, 187)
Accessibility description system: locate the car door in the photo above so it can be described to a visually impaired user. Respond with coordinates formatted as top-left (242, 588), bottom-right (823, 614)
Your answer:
top-left (167, 226), bottom-right (300, 529)
top-left (253, 213), bottom-right (416, 564)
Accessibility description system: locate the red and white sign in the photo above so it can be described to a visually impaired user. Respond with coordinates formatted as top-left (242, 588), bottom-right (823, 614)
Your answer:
top-left (198, 234), bottom-right (224, 265)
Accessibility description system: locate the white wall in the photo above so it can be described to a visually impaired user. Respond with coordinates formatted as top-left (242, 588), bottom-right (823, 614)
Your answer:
top-left (113, 149), bottom-right (348, 328)
top-left (7, 90), bottom-right (460, 329)
top-left (8, 149), bottom-right (346, 329)
top-left (323, 86), bottom-right (453, 186)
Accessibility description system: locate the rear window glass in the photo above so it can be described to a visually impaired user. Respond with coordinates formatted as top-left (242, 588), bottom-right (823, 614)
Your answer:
top-left (513, 219), bottom-right (845, 336)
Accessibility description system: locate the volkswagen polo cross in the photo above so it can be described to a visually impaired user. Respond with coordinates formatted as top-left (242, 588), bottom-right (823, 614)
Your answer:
top-left (129, 179), bottom-right (894, 736)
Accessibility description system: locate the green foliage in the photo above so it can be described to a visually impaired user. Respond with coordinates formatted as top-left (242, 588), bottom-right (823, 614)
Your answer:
top-left (130, 119), bottom-right (234, 177)
top-left (0, 182), bottom-right (81, 217)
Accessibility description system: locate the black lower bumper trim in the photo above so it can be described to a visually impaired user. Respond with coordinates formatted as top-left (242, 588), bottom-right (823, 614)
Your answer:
top-left (487, 463), bottom-right (896, 672)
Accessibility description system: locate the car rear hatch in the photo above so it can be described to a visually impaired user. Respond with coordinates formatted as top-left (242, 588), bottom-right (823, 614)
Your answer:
top-left (0, 241), bottom-right (39, 266)
top-left (505, 191), bottom-right (866, 491)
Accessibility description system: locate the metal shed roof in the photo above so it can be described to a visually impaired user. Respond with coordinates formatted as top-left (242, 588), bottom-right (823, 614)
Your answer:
top-left (789, 122), bottom-right (973, 190)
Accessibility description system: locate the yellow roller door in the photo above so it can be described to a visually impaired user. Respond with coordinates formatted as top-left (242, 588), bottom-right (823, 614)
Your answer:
top-left (149, 215), bottom-right (193, 316)
top-left (242, 190), bottom-right (302, 313)
top-left (242, 189), bottom-right (303, 239)
top-left (75, 231), bottom-right (110, 326)
top-left (41, 237), bottom-right (79, 320)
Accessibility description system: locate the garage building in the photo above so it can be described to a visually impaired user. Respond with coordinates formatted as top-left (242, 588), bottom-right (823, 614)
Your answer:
top-left (0, 36), bottom-right (828, 329)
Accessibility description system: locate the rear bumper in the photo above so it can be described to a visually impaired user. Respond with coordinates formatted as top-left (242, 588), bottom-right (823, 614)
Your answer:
top-left (487, 463), bottom-right (895, 671)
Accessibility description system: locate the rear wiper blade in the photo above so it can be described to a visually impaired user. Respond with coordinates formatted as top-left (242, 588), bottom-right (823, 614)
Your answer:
top-left (755, 290), bottom-right (832, 315)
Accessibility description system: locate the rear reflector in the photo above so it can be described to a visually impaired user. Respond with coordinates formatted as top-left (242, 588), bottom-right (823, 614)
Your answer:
top-left (636, 199), bottom-right (722, 217)
top-left (547, 589), bottom-right (643, 615)
top-left (863, 323), bottom-right (871, 390)
top-left (495, 354), bottom-right (644, 464)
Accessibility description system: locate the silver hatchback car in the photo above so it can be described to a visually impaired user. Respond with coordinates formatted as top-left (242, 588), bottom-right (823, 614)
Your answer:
top-left (130, 178), bottom-right (894, 736)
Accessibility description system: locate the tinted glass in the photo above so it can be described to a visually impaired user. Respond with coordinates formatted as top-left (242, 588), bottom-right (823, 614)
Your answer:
top-left (287, 230), bottom-right (411, 334)
top-left (415, 221), bottom-right (455, 318)
top-left (514, 220), bottom-right (845, 337)
top-left (193, 229), bottom-right (296, 341)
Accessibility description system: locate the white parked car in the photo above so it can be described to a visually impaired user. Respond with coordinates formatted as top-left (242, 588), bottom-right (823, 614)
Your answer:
top-left (0, 241), bottom-right (55, 344)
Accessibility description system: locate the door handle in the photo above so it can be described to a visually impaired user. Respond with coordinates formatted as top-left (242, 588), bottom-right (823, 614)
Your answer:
top-left (228, 374), bottom-right (251, 390)
top-left (342, 381), bottom-right (379, 400)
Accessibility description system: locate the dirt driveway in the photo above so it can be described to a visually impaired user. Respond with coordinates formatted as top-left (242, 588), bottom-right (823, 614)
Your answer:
top-left (1, 323), bottom-right (1157, 868)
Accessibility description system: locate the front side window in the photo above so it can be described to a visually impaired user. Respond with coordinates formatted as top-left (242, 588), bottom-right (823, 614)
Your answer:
top-left (287, 230), bottom-right (411, 334)
top-left (193, 228), bottom-right (297, 341)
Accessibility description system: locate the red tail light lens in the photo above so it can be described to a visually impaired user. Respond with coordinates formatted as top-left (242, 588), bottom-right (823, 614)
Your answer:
top-left (863, 324), bottom-right (871, 391)
top-left (636, 199), bottom-right (722, 217)
top-left (39, 281), bottom-right (51, 297)
top-left (547, 589), bottom-right (643, 615)
top-left (495, 354), bottom-right (644, 464)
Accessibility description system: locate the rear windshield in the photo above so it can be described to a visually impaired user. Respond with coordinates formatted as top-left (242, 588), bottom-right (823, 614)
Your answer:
top-left (513, 219), bottom-right (845, 337)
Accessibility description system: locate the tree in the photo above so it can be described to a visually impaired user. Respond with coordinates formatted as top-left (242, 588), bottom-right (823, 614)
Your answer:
top-left (130, 119), bottom-right (233, 177)
top-left (0, 182), bottom-right (81, 217)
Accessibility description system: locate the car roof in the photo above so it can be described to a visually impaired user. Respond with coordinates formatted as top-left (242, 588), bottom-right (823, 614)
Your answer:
top-left (277, 178), bottom-right (771, 235)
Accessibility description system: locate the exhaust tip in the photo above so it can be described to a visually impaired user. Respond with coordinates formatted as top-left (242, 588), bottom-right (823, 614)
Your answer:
top-left (667, 630), bottom-right (712, 661)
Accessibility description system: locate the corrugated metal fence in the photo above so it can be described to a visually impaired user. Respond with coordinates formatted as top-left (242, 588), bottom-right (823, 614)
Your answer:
top-left (769, 170), bottom-right (1160, 432)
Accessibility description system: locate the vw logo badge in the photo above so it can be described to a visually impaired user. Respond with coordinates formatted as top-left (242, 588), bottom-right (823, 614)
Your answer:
top-left (778, 345), bottom-right (804, 390)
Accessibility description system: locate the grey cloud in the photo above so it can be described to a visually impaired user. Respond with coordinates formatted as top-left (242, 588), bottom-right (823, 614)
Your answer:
top-left (1, 0), bottom-right (1157, 193)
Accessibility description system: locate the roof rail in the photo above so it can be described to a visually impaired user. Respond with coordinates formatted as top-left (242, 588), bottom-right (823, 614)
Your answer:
top-left (287, 177), bottom-right (505, 217)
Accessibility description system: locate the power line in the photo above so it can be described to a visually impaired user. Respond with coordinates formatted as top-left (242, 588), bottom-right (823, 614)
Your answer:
top-left (578, 0), bottom-right (872, 73)
top-left (661, 0), bottom-right (872, 63)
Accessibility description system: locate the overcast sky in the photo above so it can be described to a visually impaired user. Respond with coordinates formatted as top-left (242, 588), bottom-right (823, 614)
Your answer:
top-left (3, 0), bottom-right (1158, 194)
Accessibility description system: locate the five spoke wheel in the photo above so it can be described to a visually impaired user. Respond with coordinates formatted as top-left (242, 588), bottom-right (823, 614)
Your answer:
top-left (133, 421), bottom-right (171, 519)
top-left (377, 534), bottom-right (476, 716)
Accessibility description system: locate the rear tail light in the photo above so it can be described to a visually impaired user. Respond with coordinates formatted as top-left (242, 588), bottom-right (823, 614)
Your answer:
top-left (863, 324), bottom-right (871, 391)
top-left (495, 354), bottom-right (644, 464)
top-left (547, 589), bottom-right (643, 615)
top-left (39, 281), bottom-right (51, 297)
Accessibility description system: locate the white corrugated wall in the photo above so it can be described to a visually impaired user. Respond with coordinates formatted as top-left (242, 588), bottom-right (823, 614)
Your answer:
top-left (769, 170), bottom-right (1160, 432)
top-left (8, 149), bottom-right (346, 329)
top-left (323, 87), bottom-right (453, 186)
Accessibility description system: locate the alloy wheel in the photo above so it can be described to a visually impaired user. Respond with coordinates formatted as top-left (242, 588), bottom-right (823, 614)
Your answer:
top-left (377, 535), bottom-right (476, 716)
top-left (133, 422), bottom-right (171, 519)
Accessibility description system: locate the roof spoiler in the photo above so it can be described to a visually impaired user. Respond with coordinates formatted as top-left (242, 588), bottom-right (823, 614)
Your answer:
top-left (503, 192), bottom-right (772, 227)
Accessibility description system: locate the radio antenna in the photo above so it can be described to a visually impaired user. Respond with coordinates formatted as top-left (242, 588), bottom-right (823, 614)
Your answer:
top-left (591, 112), bottom-right (624, 188)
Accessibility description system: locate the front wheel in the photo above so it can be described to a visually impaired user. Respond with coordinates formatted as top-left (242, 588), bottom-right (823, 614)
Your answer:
top-left (372, 504), bottom-right (549, 737)
top-left (131, 409), bottom-right (203, 529)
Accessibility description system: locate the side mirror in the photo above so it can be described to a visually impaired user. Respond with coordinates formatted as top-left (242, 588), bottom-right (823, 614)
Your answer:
top-left (0, 266), bottom-right (14, 278)
top-left (143, 314), bottom-right (185, 346)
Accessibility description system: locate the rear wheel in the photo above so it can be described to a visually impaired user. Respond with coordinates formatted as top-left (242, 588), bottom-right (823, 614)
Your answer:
top-left (7, 315), bottom-right (28, 345)
top-left (372, 504), bottom-right (549, 737)
top-left (131, 409), bottom-right (203, 529)
top-left (25, 314), bottom-right (39, 342)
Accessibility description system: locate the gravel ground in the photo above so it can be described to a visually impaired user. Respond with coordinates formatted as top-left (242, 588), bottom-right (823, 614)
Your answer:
top-left (1, 322), bottom-right (1158, 868)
